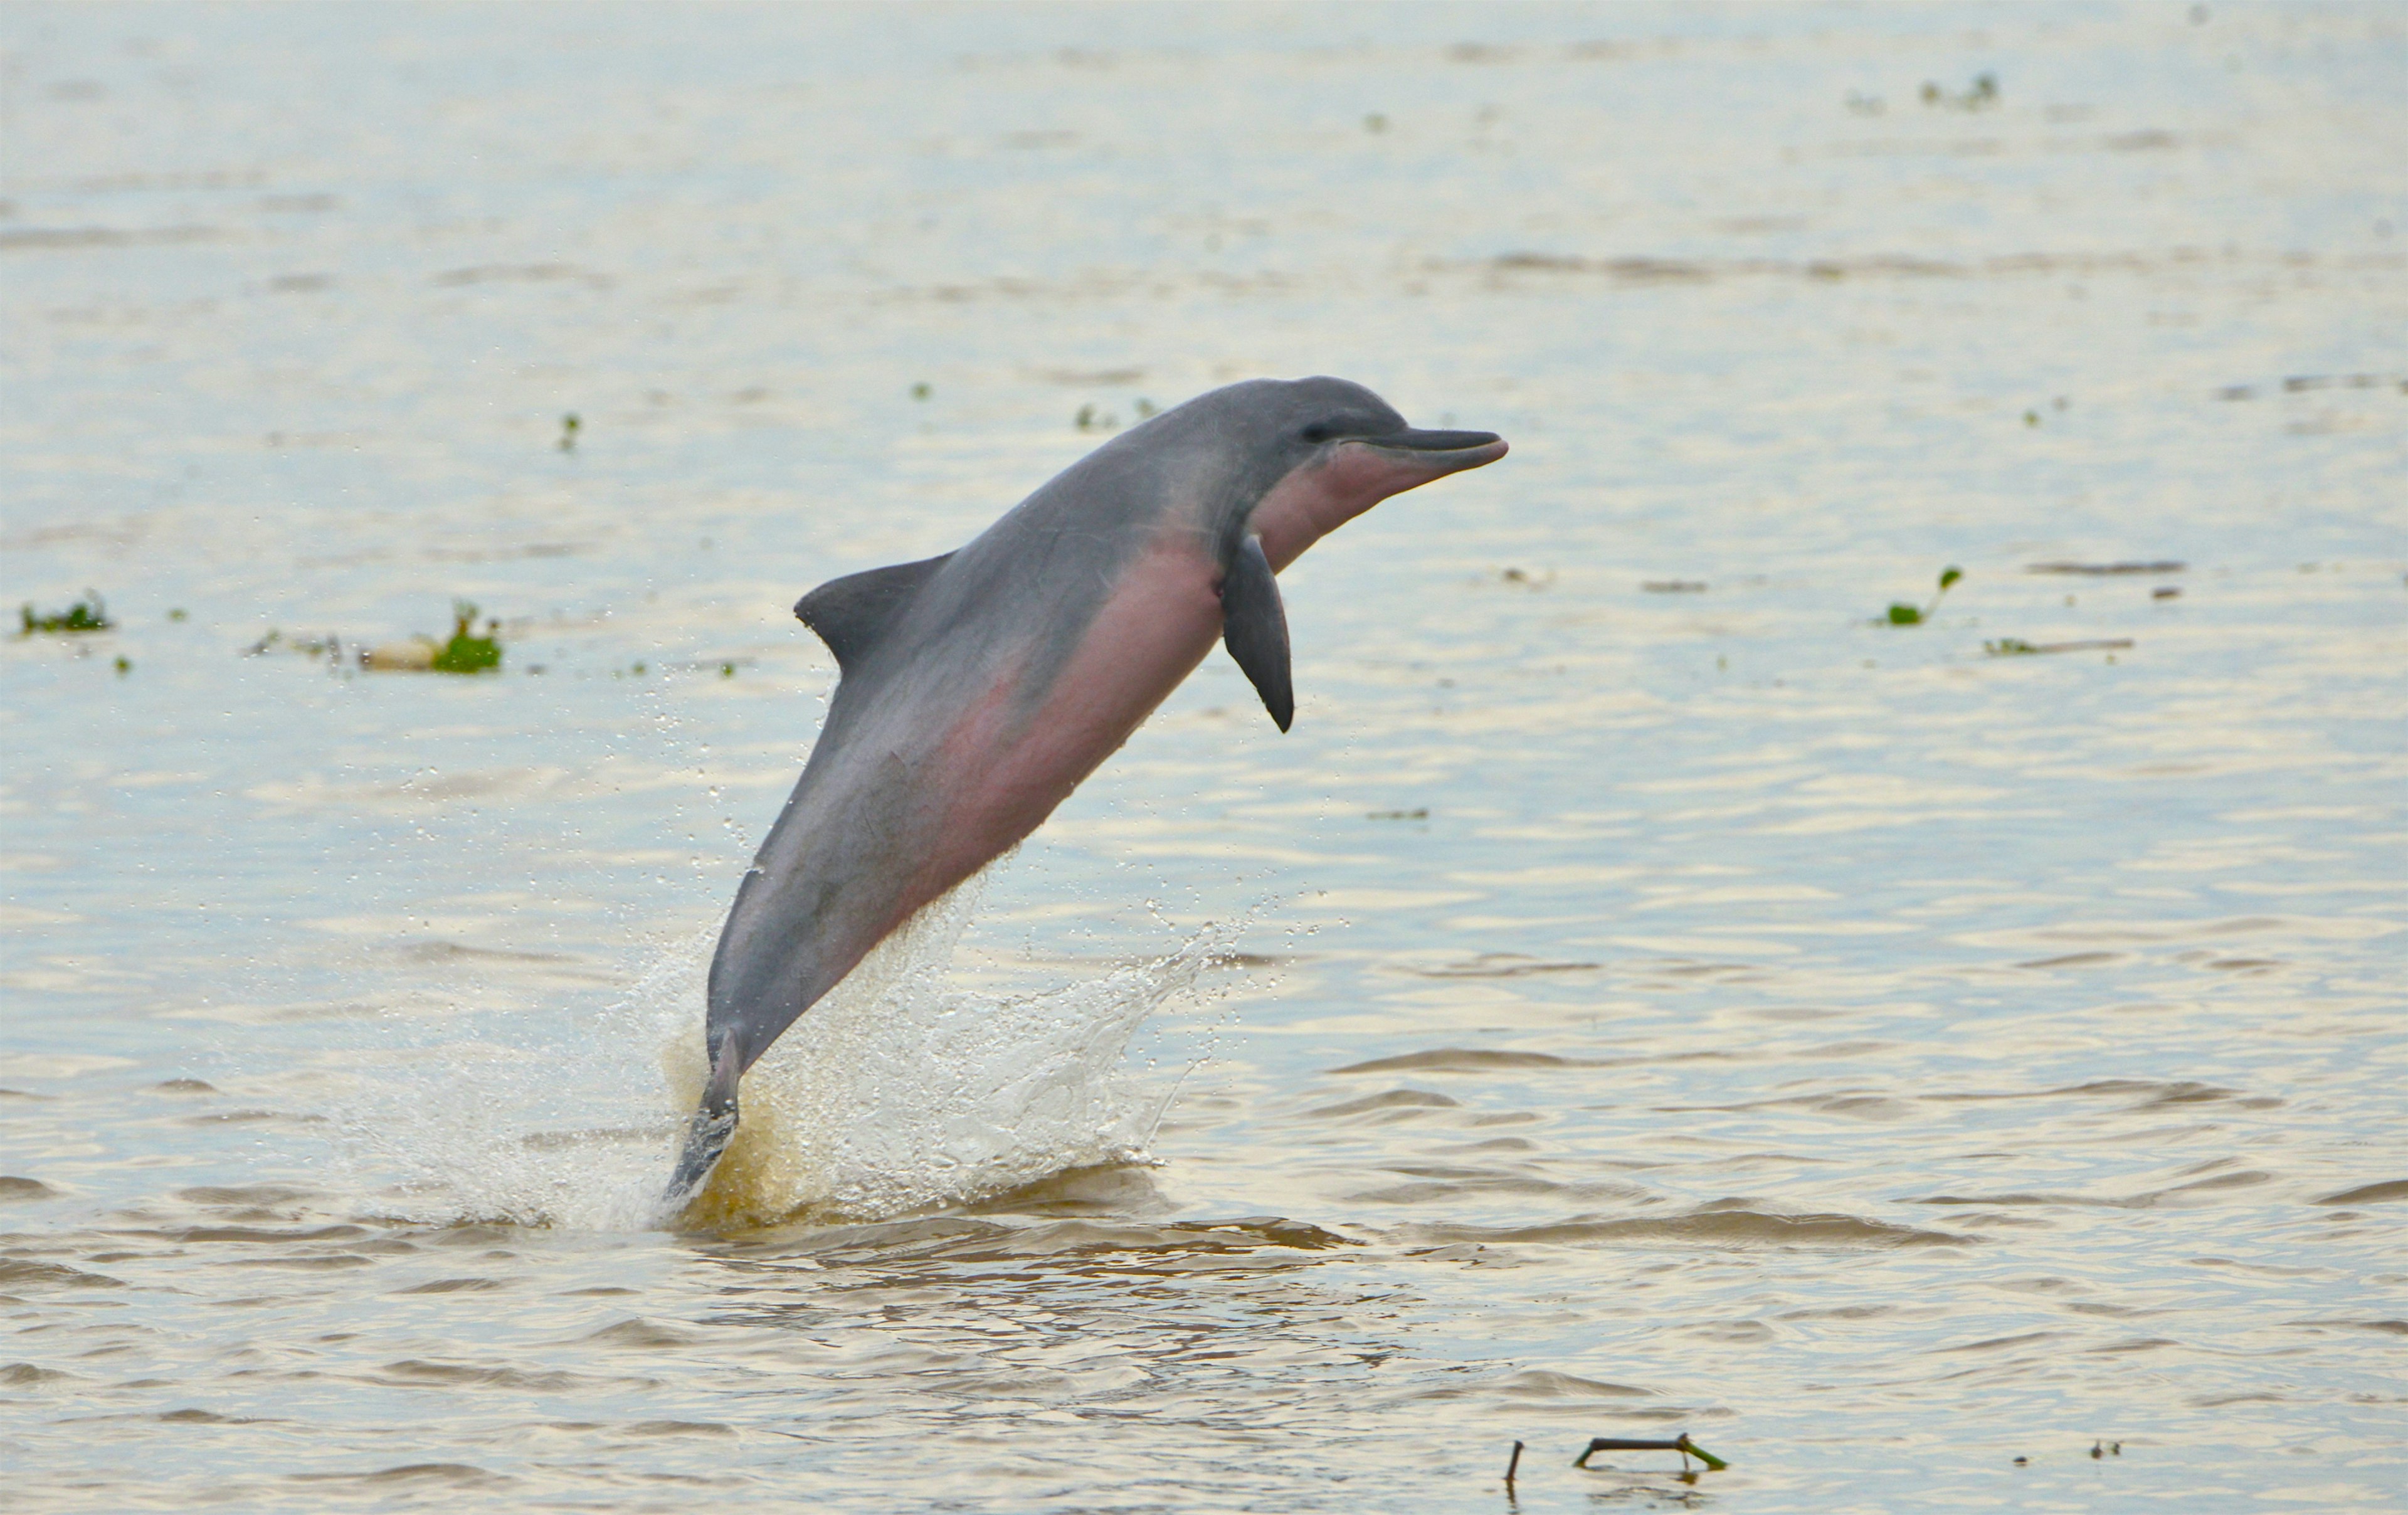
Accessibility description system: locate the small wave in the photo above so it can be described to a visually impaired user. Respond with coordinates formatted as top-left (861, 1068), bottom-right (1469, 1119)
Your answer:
top-left (1, 1361), bottom-right (79, 1385)
top-left (1304, 1089), bottom-right (1461, 1119)
top-left (369, 1359), bottom-right (629, 1393)
top-left (1327, 1048), bottom-right (1582, 1074)
top-left (0, 1259), bottom-right (124, 1290)
top-left (724, 1213), bottom-right (1351, 1271)
top-left (2313, 1179), bottom-right (2408, 1206)
top-left (289, 1463), bottom-right (514, 1489)
top-left (1403, 1205), bottom-right (1970, 1250)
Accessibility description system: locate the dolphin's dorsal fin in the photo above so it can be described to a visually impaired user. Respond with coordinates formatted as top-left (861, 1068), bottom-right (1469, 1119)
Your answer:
top-left (795, 552), bottom-right (953, 675)
top-left (1220, 534), bottom-right (1294, 731)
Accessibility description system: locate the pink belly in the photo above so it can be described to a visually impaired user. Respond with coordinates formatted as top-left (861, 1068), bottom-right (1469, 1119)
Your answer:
top-left (914, 530), bottom-right (1225, 900)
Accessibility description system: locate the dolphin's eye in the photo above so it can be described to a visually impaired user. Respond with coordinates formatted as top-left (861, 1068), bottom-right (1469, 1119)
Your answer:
top-left (1301, 422), bottom-right (1335, 444)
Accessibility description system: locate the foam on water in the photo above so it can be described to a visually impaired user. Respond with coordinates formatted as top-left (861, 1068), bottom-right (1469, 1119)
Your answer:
top-left (323, 879), bottom-right (1238, 1233)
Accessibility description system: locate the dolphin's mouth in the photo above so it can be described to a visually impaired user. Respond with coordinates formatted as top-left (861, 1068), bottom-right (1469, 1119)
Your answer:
top-left (1352, 426), bottom-right (1510, 473)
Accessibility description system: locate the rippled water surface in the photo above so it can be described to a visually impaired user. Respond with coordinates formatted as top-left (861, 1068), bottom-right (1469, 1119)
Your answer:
top-left (4, 4), bottom-right (2404, 1510)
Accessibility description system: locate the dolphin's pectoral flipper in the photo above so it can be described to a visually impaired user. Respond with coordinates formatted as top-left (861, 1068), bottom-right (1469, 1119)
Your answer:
top-left (796, 552), bottom-right (954, 674)
top-left (1219, 533), bottom-right (1294, 732)
top-left (663, 1035), bottom-right (743, 1212)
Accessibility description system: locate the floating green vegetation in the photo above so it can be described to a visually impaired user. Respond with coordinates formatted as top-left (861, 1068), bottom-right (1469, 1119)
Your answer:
top-left (430, 601), bottom-right (502, 674)
top-left (19, 591), bottom-right (114, 635)
top-left (1886, 566), bottom-right (1962, 625)
top-left (167, 607), bottom-right (189, 622)
top-left (910, 382), bottom-right (932, 401)
top-left (1367, 806), bottom-right (1429, 821)
top-left (114, 656), bottom-right (131, 675)
top-left (1134, 397), bottom-right (1157, 418)
top-left (558, 413), bottom-right (581, 451)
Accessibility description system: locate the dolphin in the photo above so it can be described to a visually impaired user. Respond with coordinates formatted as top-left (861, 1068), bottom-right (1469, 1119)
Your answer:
top-left (666, 376), bottom-right (1506, 1206)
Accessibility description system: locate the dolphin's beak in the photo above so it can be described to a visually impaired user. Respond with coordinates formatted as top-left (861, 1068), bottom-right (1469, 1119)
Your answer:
top-left (1354, 427), bottom-right (1509, 477)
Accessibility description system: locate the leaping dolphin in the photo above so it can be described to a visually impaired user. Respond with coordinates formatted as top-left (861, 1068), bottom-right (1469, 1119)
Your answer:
top-left (667, 376), bottom-right (1507, 1207)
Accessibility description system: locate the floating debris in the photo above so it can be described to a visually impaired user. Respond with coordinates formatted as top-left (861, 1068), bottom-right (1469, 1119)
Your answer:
top-left (358, 601), bottom-right (501, 674)
top-left (1985, 637), bottom-right (2133, 657)
top-left (114, 656), bottom-right (130, 675)
top-left (1886, 566), bottom-right (1962, 625)
top-left (1504, 1440), bottom-right (1523, 1491)
top-left (1922, 72), bottom-right (1999, 110)
top-left (360, 636), bottom-right (438, 670)
top-left (429, 601), bottom-right (502, 673)
top-left (2215, 372), bottom-right (2400, 400)
top-left (1367, 807), bottom-right (1429, 821)
top-left (1573, 1433), bottom-right (1728, 1474)
top-left (1642, 579), bottom-right (1707, 593)
top-left (2027, 560), bottom-right (2185, 576)
top-left (245, 628), bottom-right (345, 662)
top-left (167, 607), bottom-right (188, 622)
top-left (19, 591), bottom-right (114, 635)
top-left (558, 412), bottom-right (580, 451)
top-left (911, 382), bottom-right (932, 401)
top-left (1500, 566), bottom-right (1554, 588)
top-left (2153, 586), bottom-right (2182, 600)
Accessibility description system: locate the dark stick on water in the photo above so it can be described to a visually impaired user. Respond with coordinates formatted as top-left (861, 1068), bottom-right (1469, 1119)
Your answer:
top-left (1504, 1440), bottom-right (1523, 1491)
top-left (1573, 1433), bottom-right (1729, 1472)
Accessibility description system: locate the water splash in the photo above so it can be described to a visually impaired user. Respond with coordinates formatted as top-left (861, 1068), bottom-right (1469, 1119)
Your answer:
top-left (324, 880), bottom-right (1241, 1233)
top-left (677, 880), bottom-right (1242, 1230)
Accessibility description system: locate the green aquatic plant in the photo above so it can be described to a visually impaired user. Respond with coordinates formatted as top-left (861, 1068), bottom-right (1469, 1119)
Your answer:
top-left (430, 600), bottom-right (502, 674)
top-left (910, 382), bottom-right (932, 401)
top-left (20, 591), bottom-right (114, 635)
top-left (1886, 566), bottom-right (1962, 625)
top-left (558, 413), bottom-right (581, 451)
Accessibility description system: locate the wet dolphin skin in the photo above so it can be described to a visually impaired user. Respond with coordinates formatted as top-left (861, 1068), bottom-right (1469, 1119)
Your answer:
top-left (669, 376), bottom-right (1507, 1205)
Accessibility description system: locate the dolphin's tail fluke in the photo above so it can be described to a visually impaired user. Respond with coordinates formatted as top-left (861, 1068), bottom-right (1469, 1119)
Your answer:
top-left (662, 1037), bottom-right (742, 1216)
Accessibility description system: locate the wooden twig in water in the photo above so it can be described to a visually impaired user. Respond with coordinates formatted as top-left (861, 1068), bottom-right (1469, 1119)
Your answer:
top-left (1504, 1440), bottom-right (1523, 1491)
top-left (1573, 1432), bottom-right (1729, 1472)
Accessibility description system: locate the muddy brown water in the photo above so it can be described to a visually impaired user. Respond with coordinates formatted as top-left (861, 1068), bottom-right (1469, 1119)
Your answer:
top-left (3, 4), bottom-right (2404, 1511)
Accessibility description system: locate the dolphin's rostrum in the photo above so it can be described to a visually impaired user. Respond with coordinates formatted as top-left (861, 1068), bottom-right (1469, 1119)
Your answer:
top-left (667, 377), bottom-right (1507, 1208)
